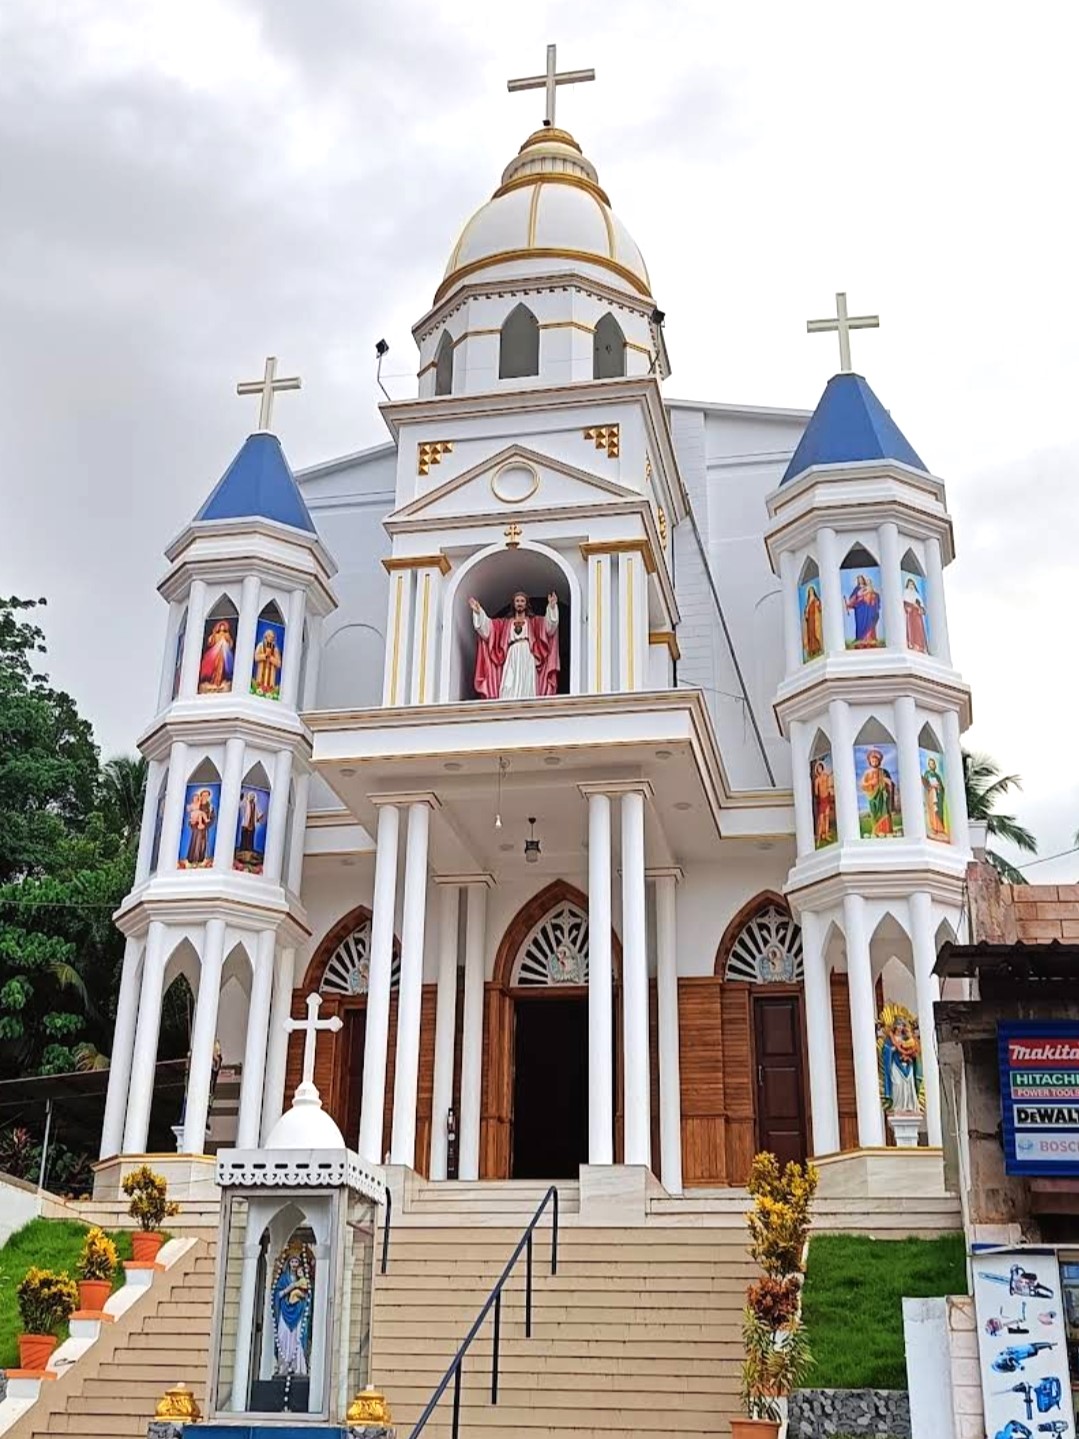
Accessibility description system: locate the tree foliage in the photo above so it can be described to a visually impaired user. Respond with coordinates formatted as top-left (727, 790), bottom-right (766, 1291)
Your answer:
top-left (963, 749), bottom-right (1037, 886)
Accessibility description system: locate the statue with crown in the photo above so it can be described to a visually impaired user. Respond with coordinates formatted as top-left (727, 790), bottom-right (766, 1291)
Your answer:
top-left (150, 995), bottom-right (394, 1438)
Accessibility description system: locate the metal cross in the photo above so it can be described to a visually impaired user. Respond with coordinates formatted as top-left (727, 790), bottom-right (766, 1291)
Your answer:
top-left (507, 43), bottom-right (595, 129)
top-left (806, 292), bottom-right (879, 373)
top-left (237, 355), bottom-right (302, 432)
top-left (284, 993), bottom-right (342, 1089)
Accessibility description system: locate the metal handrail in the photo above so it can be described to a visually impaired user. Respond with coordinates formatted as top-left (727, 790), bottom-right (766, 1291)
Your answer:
top-left (407, 1185), bottom-right (560, 1439)
top-left (381, 1183), bottom-right (393, 1275)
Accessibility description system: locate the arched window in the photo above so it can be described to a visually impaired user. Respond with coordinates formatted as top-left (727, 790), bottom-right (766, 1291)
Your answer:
top-left (839, 543), bottom-right (884, 649)
top-left (512, 900), bottom-right (589, 986)
top-left (798, 556), bottom-right (823, 662)
top-left (319, 917), bottom-right (401, 995)
top-left (198, 594), bottom-right (239, 695)
top-left (593, 313), bottom-right (626, 379)
top-left (149, 768), bottom-right (169, 874)
top-left (499, 304), bottom-right (540, 379)
top-left (900, 548), bottom-right (930, 654)
top-left (434, 331), bottom-right (454, 395)
top-left (170, 610), bottom-right (187, 700)
top-left (251, 601), bottom-right (285, 700)
top-left (235, 762), bottom-right (271, 875)
top-left (853, 719), bottom-right (903, 839)
top-left (179, 758), bottom-right (222, 870)
top-left (808, 729), bottom-right (837, 849)
top-left (917, 723), bottom-right (949, 842)
top-left (723, 902), bottom-right (804, 983)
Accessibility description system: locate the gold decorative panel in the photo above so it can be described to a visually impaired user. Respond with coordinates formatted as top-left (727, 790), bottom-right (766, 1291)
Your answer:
top-left (418, 440), bottom-right (454, 476)
top-left (583, 424), bottom-right (620, 459)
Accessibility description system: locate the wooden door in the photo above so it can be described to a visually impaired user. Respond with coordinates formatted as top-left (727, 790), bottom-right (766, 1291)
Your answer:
top-left (752, 995), bottom-right (807, 1166)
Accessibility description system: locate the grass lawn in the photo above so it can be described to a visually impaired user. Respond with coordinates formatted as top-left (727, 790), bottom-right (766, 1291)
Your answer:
top-left (0, 1219), bottom-right (133, 1370)
top-left (801, 1231), bottom-right (967, 1390)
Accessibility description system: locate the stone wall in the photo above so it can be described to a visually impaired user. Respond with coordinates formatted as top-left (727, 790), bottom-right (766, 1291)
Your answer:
top-left (788, 1388), bottom-right (910, 1438)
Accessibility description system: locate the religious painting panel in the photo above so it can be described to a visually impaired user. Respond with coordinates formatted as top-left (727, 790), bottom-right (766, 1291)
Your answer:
top-left (178, 780), bottom-right (221, 869)
top-left (809, 751), bottom-right (837, 849)
top-left (902, 570), bottom-right (931, 653)
top-left (198, 612), bottom-right (237, 694)
top-left (171, 614), bottom-right (186, 700)
top-left (798, 558), bottom-right (824, 662)
top-left (841, 551), bottom-right (885, 649)
top-left (251, 616), bottom-right (286, 700)
top-left (234, 783), bottom-right (271, 874)
top-left (919, 745), bottom-right (949, 842)
top-left (854, 742), bottom-right (903, 838)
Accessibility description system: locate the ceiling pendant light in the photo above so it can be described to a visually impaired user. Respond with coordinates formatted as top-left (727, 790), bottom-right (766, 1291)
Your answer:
top-left (524, 816), bottom-right (541, 865)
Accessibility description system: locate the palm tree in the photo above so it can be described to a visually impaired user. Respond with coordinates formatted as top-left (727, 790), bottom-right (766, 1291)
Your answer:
top-left (99, 755), bottom-right (148, 847)
top-left (963, 750), bottom-right (1037, 885)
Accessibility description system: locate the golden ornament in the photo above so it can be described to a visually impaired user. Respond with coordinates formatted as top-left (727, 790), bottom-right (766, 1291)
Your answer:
top-left (154, 1382), bottom-right (202, 1421)
top-left (346, 1385), bottom-right (394, 1425)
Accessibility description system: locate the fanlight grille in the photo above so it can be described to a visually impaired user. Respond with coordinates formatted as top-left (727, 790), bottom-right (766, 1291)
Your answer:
top-left (724, 904), bottom-right (803, 984)
top-left (320, 919), bottom-right (400, 996)
top-left (513, 901), bottom-right (589, 987)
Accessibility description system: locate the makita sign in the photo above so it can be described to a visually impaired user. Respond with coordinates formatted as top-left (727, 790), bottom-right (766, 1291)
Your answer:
top-left (999, 1022), bottom-right (1079, 1177)
top-left (1008, 1038), bottom-right (1079, 1064)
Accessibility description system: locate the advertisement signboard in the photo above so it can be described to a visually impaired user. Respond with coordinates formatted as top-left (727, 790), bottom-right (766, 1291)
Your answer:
top-left (998, 1022), bottom-right (1079, 1177)
top-left (973, 1249), bottom-right (1075, 1439)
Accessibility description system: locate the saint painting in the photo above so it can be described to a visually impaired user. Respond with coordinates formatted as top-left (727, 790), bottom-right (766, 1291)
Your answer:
top-left (810, 753), bottom-right (837, 848)
top-left (855, 744), bottom-right (902, 838)
top-left (902, 572), bottom-right (930, 653)
top-left (251, 620), bottom-right (285, 700)
top-left (469, 590), bottom-right (560, 700)
top-left (920, 749), bottom-right (949, 841)
top-left (877, 1003), bottom-right (924, 1114)
top-left (800, 581), bottom-right (824, 662)
top-left (198, 615), bottom-right (237, 694)
top-left (271, 1241), bottom-right (314, 1378)
top-left (178, 782), bottom-right (220, 869)
top-left (842, 568), bottom-right (884, 648)
top-left (233, 785), bottom-right (270, 874)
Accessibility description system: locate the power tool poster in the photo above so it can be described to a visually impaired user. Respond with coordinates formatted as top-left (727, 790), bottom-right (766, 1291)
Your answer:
top-left (973, 1250), bottom-right (1075, 1439)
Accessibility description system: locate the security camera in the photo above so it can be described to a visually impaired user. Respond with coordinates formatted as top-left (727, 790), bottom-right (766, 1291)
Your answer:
top-left (375, 339), bottom-right (389, 357)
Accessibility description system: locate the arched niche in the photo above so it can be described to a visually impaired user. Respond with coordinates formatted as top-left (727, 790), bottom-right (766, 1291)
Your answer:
top-left (434, 331), bottom-right (454, 396)
top-left (593, 312), bottom-right (626, 379)
top-left (853, 719), bottom-right (902, 839)
top-left (715, 892), bottom-right (804, 984)
top-left (839, 543), bottom-right (884, 650)
top-left (808, 729), bottom-right (837, 850)
top-left (235, 763), bottom-right (271, 875)
top-left (441, 542), bottom-right (578, 702)
top-left (251, 601), bottom-right (286, 701)
top-left (149, 767), bottom-right (169, 874)
top-left (171, 610), bottom-right (187, 701)
top-left (199, 594), bottom-right (239, 695)
top-left (900, 548), bottom-right (931, 654)
top-left (917, 722), bottom-right (949, 842)
top-left (319, 623), bottom-right (384, 709)
top-left (798, 556), bottom-right (824, 662)
top-left (499, 303), bottom-right (540, 379)
top-left (179, 758), bottom-right (222, 869)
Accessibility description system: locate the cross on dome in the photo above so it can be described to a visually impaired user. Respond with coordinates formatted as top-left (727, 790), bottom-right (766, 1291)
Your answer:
top-left (284, 992), bottom-right (342, 1096)
top-left (237, 355), bottom-right (302, 433)
top-left (507, 43), bottom-right (595, 129)
top-left (806, 292), bottom-right (879, 374)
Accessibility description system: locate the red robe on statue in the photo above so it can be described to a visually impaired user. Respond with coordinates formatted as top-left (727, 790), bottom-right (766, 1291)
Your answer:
top-left (473, 614), bottom-right (560, 699)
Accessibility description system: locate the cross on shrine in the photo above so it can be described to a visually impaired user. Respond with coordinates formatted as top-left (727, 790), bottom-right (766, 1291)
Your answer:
top-left (237, 355), bottom-right (302, 432)
top-left (806, 292), bottom-right (880, 373)
top-left (507, 43), bottom-right (595, 129)
top-left (284, 992), bottom-right (342, 1093)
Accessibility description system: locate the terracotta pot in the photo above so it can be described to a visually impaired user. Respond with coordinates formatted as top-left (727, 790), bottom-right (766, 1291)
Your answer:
top-left (730, 1420), bottom-right (781, 1439)
top-left (131, 1230), bottom-right (164, 1263)
top-left (18, 1333), bottom-right (57, 1371)
top-left (77, 1278), bottom-right (113, 1312)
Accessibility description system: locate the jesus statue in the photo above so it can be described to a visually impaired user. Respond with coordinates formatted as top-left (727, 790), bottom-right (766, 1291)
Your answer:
top-left (469, 590), bottom-right (560, 700)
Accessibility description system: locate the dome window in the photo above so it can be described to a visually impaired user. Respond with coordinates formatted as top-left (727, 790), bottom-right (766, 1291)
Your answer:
top-left (499, 304), bottom-right (540, 379)
top-left (434, 331), bottom-right (454, 396)
top-left (593, 313), bottom-right (625, 379)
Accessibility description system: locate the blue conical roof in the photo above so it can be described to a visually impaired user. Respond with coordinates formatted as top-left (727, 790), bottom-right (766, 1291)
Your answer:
top-left (195, 432), bottom-right (316, 534)
top-left (781, 372), bottom-right (927, 485)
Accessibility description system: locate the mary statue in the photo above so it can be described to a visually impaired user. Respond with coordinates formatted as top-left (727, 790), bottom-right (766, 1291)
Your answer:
top-left (469, 590), bottom-right (560, 700)
top-left (271, 1242), bottom-right (314, 1377)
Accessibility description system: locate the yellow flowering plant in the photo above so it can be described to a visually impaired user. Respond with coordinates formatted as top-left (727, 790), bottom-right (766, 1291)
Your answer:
top-left (78, 1227), bottom-right (119, 1282)
top-left (17, 1268), bottom-right (79, 1336)
top-left (121, 1165), bottom-right (180, 1232)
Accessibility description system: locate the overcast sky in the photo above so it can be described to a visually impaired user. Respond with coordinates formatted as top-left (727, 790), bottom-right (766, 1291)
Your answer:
top-left (2, 0), bottom-right (1076, 880)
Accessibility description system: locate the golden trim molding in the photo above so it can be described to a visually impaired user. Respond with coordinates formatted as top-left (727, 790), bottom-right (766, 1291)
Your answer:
top-left (436, 247), bottom-right (651, 305)
top-left (492, 170), bottom-right (613, 208)
top-left (580, 538), bottom-right (657, 575)
top-left (649, 630), bottom-right (681, 660)
top-left (382, 554), bottom-right (452, 575)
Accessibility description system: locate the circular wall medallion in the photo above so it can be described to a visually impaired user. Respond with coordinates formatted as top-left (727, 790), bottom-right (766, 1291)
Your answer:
top-left (491, 462), bottom-right (539, 505)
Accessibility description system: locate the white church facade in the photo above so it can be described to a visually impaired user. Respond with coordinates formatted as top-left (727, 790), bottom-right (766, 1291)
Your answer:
top-left (97, 60), bottom-right (973, 1200)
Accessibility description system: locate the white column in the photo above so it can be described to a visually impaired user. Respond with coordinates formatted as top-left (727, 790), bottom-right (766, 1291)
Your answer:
top-left (391, 801), bottom-right (432, 1167)
top-left (879, 521), bottom-right (905, 651)
top-left (213, 736), bottom-right (247, 872)
top-left (122, 922), bottom-right (168, 1153)
top-left (179, 580), bottom-right (207, 699)
top-left (828, 700), bottom-right (859, 844)
top-left (133, 758), bottom-right (163, 885)
top-left (800, 909), bottom-right (840, 1155)
top-left (895, 695), bottom-right (927, 843)
top-left (587, 554), bottom-right (613, 694)
top-left (231, 1238), bottom-right (262, 1410)
top-left (261, 945), bottom-right (296, 1138)
top-left (409, 566), bottom-right (444, 707)
top-left (281, 588), bottom-right (307, 709)
top-left (942, 710), bottom-right (970, 843)
top-left (910, 891), bottom-right (943, 1146)
top-left (817, 527), bottom-right (845, 655)
top-left (382, 569), bottom-right (414, 707)
top-left (181, 918), bottom-right (226, 1154)
top-left (236, 929), bottom-right (276, 1147)
top-left (789, 720), bottom-right (815, 858)
top-left (779, 550), bottom-right (802, 675)
top-left (458, 881), bottom-right (488, 1182)
top-left (358, 802), bottom-right (400, 1164)
top-left (618, 551), bottom-right (648, 693)
top-left (99, 937), bottom-right (144, 1158)
top-left (429, 883), bottom-right (461, 1181)
top-left (233, 575), bottom-right (262, 694)
top-left (287, 770), bottom-right (311, 893)
top-left (925, 538), bottom-right (951, 664)
top-left (585, 790), bottom-right (614, 1164)
top-left (653, 870), bottom-right (682, 1194)
top-left (158, 741), bottom-right (190, 872)
top-left (263, 749), bottom-right (293, 882)
top-left (842, 894), bottom-right (885, 1147)
top-left (621, 789), bottom-right (651, 1167)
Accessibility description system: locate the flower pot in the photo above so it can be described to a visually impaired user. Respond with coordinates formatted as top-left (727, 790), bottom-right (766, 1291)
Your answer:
top-left (18, 1333), bottom-right (57, 1371)
top-left (131, 1230), bottom-right (165, 1263)
top-left (730, 1421), bottom-right (781, 1439)
top-left (77, 1278), bottom-right (113, 1312)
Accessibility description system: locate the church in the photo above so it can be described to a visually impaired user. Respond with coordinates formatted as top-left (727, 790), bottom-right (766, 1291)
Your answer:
top-left (96, 45), bottom-right (973, 1206)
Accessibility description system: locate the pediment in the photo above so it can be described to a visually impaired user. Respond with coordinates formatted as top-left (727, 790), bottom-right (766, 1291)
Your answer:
top-left (390, 444), bottom-right (639, 525)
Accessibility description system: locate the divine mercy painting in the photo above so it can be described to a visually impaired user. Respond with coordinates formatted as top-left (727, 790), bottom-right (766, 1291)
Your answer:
top-left (902, 571), bottom-right (930, 653)
top-left (469, 590), bottom-right (559, 700)
top-left (178, 781), bottom-right (220, 869)
top-left (799, 580), bottom-right (824, 662)
top-left (198, 614), bottom-right (236, 694)
top-left (233, 785), bottom-right (270, 874)
top-left (842, 566), bottom-right (884, 648)
top-left (251, 620), bottom-right (285, 700)
top-left (855, 743), bottom-right (903, 838)
top-left (810, 753), bottom-right (837, 848)
top-left (919, 748), bottom-right (949, 842)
